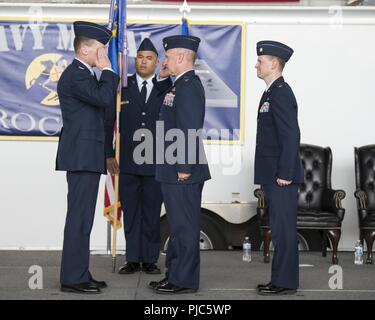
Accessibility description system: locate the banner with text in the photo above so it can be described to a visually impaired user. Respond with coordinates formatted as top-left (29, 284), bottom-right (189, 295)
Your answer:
top-left (0, 21), bottom-right (244, 141)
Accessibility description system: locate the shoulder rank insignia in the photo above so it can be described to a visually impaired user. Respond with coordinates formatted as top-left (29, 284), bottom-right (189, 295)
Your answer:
top-left (78, 66), bottom-right (85, 70)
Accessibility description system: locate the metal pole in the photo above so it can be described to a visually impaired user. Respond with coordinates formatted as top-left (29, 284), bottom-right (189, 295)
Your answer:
top-left (106, 221), bottom-right (112, 255)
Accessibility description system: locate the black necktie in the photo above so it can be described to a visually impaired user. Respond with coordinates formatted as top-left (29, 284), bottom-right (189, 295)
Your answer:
top-left (259, 91), bottom-right (268, 107)
top-left (92, 71), bottom-right (98, 82)
top-left (140, 80), bottom-right (147, 104)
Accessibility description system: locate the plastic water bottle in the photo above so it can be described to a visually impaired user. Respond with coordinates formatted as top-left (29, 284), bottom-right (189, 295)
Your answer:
top-left (354, 240), bottom-right (364, 265)
top-left (242, 237), bottom-right (252, 262)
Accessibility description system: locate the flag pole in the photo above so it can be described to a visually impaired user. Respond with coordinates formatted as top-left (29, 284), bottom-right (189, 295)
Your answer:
top-left (111, 0), bottom-right (126, 273)
top-left (104, 0), bottom-right (115, 259)
top-left (180, 0), bottom-right (191, 19)
top-left (111, 64), bottom-right (121, 272)
top-left (111, 50), bottom-right (122, 273)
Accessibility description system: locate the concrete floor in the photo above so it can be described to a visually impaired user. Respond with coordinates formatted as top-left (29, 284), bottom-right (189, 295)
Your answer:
top-left (0, 251), bottom-right (374, 300)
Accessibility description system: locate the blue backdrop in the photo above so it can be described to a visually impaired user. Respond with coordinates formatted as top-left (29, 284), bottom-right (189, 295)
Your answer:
top-left (0, 21), bottom-right (244, 141)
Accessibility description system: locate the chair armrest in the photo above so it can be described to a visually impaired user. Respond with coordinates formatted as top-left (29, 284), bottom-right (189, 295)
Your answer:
top-left (354, 189), bottom-right (368, 222)
top-left (254, 188), bottom-right (269, 224)
top-left (322, 188), bottom-right (346, 220)
top-left (354, 189), bottom-right (368, 209)
top-left (254, 188), bottom-right (266, 209)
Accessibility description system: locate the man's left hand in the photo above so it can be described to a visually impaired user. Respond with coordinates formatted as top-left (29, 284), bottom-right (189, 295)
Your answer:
top-left (177, 172), bottom-right (191, 182)
top-left (276, 178), bottom-right (292, 186)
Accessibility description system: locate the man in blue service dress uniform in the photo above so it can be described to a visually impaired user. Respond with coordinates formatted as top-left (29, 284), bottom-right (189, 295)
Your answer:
top-left (105, 38), bottom-right (172, 275)
top-left (254, 40), bottom-right (304, 296)
top-left (56, 21), bottom-right (119, 294)
top-left (149, 35), bottom-right (211, 294)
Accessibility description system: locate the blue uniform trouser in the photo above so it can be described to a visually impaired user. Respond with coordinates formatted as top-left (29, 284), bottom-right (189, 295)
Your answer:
top-left (60, 171), bottom-right (100, 285)
top-left (161, 183), bottom-right (204, 290)
top-left (120, 173), bottom-right (163, 264)
top-left (263, 183), bottom-right (299, 290)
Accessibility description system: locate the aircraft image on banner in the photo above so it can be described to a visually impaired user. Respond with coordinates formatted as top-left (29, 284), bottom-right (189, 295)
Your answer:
top-left (195, 59), bottom-right (238, 109)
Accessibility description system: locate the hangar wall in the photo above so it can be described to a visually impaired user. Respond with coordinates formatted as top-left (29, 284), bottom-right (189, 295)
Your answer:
top-left (0, 4), bottom-right (374, 250)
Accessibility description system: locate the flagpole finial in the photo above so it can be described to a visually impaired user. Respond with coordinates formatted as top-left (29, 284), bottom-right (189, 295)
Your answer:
top-left (179, 0), bottom-right (191, 19)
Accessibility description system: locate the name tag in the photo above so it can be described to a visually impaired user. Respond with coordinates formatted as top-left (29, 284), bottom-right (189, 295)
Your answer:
top-left (163, 92), bottom-right (175, 107)
top-left (260, 102), bottom-right (270, 113)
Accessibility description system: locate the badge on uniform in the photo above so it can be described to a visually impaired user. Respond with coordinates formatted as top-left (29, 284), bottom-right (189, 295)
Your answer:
top-left (260, 102), bottom-right (270, 113)
top-left (163, 92), bottom-right (175, 107)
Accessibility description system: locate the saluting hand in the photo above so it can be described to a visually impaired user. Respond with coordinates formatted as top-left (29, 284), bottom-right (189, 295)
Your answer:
top-left (95, 47), bottom-right (112, 70)
top-left (107, 157), bottom-right (120, 175)
top-left (159, 65), bottom-right (170, 79)
top-left (276, 178), bottom-right (292, 187)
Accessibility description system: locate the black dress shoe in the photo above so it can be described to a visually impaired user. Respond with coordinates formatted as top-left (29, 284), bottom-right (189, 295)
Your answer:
top-left (90, 279), bottom-right (107, 288)
top-left (149, 277), bottom-right (168, 290)
top-left (118, 262), bottom-right (141, 274)
top-left (258, 284), bottom-right (297, 296)
top-left (142, 263), bottom-right (161, 274)
top-left (257, 281), bottom-right (272, 290)
top-left (60, 282), bottom-right (101, 294)
top-left (155, 281), bottom-right (197, 295)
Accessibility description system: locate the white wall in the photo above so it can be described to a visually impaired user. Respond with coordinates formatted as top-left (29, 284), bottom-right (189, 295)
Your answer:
top-left (0, 140), bottom-right (123, 250)
top-left (0, 4), bottom-right (374, 250)
top-left (246, 24), bottom-right (375, 250)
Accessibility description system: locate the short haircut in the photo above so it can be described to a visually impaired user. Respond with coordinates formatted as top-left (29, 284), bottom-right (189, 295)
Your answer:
top-left (191, 51), bottom-right (197, 63)
top-left (73, 36), bottom-right (95, 53)
top-left (274, 56), bottom-right (286, 72)
top-left (177, 48), bottom-right (196, 63)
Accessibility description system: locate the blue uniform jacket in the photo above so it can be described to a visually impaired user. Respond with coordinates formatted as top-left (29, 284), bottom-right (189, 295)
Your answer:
top-left (155, 70), bottom-right (211, 184)
top-left (254, 76), bottom-right (304, 185)
top-left (104, 74), bottom-right (172, 176)
top-left (55, 59), bottom-right (120, 174)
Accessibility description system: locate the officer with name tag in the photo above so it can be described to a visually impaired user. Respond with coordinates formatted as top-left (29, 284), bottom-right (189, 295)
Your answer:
top-left (254, 40), bottom-right (304, 295)
top-left (105, 38), bottom-right (172, 275)
top-left (56, 21), bottom-right (119, 294)
top-left (149, 35), bottom-right (211, 294)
